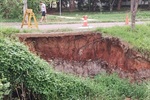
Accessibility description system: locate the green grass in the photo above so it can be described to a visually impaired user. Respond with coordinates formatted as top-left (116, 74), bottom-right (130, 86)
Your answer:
top-left (62, 11), bottom-right (127, 22)
top-left (0, 27), bottom-right (74, 36)
top-left (95, 24), bottom-right (150, 59)
top-left (93, 73), bottom-right (148, 100)
top-left (61, 11), bottom-right (150, 22)
top-left (0, 15), bottom-right (21, 22)
top-left (1, 11), bottom-right (150, 23)
top-left (0, 27), bottom-right (20, 38)
top-left (46, 15), bottom-right (81, 24)
top-left (45, 10), bottom-right (150, 24)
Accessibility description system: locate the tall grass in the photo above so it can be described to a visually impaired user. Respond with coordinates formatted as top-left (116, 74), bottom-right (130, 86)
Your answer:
top-left (0, 27), bottom-right (20, 38)
top-left (94, 73), bottom-right (147, 100)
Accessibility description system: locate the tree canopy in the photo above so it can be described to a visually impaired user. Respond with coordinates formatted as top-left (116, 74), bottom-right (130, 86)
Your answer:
top-left (0, 0), bottom-right (54, 19)
top-left (0, 0), bottom-right (149, 19)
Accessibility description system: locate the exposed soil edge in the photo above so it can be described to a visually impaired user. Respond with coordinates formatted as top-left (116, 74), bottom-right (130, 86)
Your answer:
top-left (17, 31), bottom-right (150, 81)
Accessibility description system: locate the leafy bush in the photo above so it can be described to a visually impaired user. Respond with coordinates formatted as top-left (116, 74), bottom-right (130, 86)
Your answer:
top-left (145, 82), bottom-right (150, 100)
top-left (0, 75), bottom-right (10, 99)
top-left (0, 38), bottom-right (97, 99)
top-left (94, 73), bottom-right (147, 100)
top-left (0, 0), bottom-right (22, 19)
top-left (0, 0), bottom-right (54, 20)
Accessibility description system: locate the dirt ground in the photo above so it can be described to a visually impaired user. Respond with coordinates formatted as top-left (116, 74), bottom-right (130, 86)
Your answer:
top-left (17, 32), bottom-right (150, 81)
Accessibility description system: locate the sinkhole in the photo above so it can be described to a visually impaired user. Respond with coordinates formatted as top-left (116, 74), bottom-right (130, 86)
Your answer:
top-left (17, 31), bottom-right (150, 81)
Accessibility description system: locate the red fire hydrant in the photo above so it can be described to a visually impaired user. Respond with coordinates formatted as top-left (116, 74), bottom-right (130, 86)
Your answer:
top-left (83, 15), bottom-right (88, 26)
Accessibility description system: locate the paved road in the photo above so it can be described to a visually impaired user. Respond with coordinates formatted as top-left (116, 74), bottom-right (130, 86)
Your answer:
top-left (1, 22), bottom-right (145, 31)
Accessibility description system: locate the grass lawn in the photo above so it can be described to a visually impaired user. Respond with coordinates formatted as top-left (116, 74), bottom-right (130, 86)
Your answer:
top-left (1, 11), bottom-right (150, 23)
top-left (60, 10), bottom-right (150, 22)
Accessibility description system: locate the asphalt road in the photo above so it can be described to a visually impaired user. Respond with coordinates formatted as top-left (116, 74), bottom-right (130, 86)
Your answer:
top-left (0, 21), bottom-right (145, 31)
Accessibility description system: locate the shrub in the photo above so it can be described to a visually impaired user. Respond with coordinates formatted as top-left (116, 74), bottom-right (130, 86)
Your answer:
top-left (0, 0), bottom-right (22, 19)
top-left (94, 73), bottom-right (147, 100)
top-left (0, 0), bottom-right (54, 20)
top-left (0, 75), bottom-right (10, 99)
top-left (0, 38), bottom-right (97, 99)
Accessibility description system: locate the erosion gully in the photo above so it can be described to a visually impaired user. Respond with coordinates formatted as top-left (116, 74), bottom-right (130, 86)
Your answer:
top-left (17, 31), bottom-right (150, 82)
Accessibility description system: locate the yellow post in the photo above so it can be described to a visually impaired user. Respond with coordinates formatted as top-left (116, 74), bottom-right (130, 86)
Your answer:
top-left (21, 9), bottom-right (38, 28)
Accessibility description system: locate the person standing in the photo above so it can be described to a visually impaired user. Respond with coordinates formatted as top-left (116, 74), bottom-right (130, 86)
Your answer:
top-left (40, 1), bottom-right (47, 22)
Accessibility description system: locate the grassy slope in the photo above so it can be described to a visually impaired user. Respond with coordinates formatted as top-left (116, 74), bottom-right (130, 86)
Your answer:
top-left (95, 24), bottom-right (150, 59)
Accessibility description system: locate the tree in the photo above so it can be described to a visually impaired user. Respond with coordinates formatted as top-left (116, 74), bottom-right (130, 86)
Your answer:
top-left (117, 0), bottom-right (122, 10)
top-left (148, 0), bottom-right (150, 9)
top-left (69, 0), bottom-right (76, 11)
top-left (23, 0), bottom-right (27, 15)
top-left (131, 0), bottom-right (139, 30)
top-left (109, 0), bottom-right (116, 11)
top-left (0, 0), bottom-right (55, 19)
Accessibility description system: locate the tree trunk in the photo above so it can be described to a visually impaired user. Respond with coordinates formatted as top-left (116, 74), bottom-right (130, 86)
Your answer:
top-left (69, 0), bottom-right (76, 11)
top-left (23, 0), bottom-right (27, 22)
top-left (23, 0), bottom-right (27, 15)
top-left (110, 5), bottom-right (113, 11)
top-left (117, 0), bottom-right (122, 10)
top-left (109, 0), bottom-right (116, 12)
top-left (131, 0), bottom-right (139, 30)
top-left (148, 0), bottom-right (150, 9)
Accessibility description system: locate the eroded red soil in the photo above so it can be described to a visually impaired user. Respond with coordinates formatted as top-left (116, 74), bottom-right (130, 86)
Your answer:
top-left (17, 32), bottom-right (150, 81)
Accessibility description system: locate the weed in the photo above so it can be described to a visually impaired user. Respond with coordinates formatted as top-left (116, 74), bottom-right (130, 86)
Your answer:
top-left (0, 27), bottom-right (20, 38)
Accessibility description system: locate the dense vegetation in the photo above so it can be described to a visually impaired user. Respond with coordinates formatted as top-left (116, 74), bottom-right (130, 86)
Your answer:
top-left (1, 0), bottom-right (150, 21)
top-left (0, 38), bottom-right (96, 99)
top-left (0, 27), bottom-right (149, 99)
top-left (0, 0), bottom-right (53, 19)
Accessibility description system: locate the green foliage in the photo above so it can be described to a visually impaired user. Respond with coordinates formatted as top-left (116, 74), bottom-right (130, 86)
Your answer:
top-left (27, 0), bottom-right (57, 17)
top-left (0, 0), bottom-right (22, 19)
top-left (94, 73), bottom-right (147, 100)
top-left (0, 27), bottom-right (20, 38)
top-left (0, 75), bottom-right (10, 99)
top-left (145, 82), bottom-right (150, 100)
top-left (0, 38), bottom-right (97, 99)
top-left (0, 0), bottom-right (53, 20)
